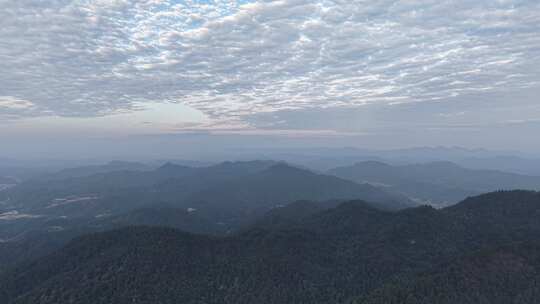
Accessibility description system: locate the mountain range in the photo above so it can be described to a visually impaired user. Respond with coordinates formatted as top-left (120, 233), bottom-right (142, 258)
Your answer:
top-left (2, 190), bottom-right (540, 303)
top-left (0, 161), bottom-right (412, 273)
top-left (328, 160), bottom-right (540, 206)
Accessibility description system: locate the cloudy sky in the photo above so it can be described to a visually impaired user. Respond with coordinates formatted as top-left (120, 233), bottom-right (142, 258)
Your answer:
top-left (1, 0), bottom-right (540, 158)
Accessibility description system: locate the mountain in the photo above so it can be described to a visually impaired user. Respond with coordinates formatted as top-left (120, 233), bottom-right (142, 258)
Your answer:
top-left (457, 155), bottom-right (540, 176)
top-left (2, 190), bottom-right (540, 304)
top-left (180, 163), bottom-right (414, 227)
top-left (1, 161), bottom-right (410, 220)
top-left (101, 207), bottom-right (223, 235)
top-left (0, 161), bottom-right (411, 274)
top-left (237, 146), bottom-right (533, 172)
top-left (328, 161), bottom-right (540, 206)
top-left (0, 205), bottom-right (225, 274)
top-left (246, 200), bottom-right (336, 231)
top-left (361, 242), bottom-right (540, 304)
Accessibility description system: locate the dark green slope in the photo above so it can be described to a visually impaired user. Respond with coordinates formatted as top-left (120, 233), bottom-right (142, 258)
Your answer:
top-left (1, 226), bottom-right (360, 304)
top-left (0, 206), bottom-right (224, 273)
top-left (3, 191), bottom-right (540, 303)
top-left (360, 242), bottom-right (540, 304)
top-left (0, 202), bottom-right (427, 304)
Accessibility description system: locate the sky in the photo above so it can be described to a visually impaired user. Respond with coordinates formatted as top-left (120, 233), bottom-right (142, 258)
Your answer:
top-left (1, 0), bottom-right (540, 159)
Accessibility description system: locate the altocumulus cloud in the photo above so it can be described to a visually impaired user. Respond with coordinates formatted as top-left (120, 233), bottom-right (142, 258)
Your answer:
top-left (1, 0), bottom-right (539, 128)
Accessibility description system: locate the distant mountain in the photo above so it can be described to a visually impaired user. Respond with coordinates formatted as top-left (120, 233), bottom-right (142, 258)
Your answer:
top-left (457, 155), bottom-right (540, 176)
top-left (180, 163), bottom-right (414, 226)
top-left (2, 161), bottom-right (410, 218)
top-left (150, 159), bottom-right (215, 168)
top-left (3, 190), bottom-right (540, 304)
top-left (0, 161), bottom-right (411, 274)
top-left (0, 160), bottom-right (277, 214)
top-left (328, 161), bottom-right (540, 206)
top-left (248, 146), bottom-right (540, 175)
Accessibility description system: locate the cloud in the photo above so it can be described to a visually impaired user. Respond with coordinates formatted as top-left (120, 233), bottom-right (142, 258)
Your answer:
top-left (0, 0), bottom-right (539, 129)
top-left (0, 96), bottom-right (34, 110)
top-left (0, 96), bottom-right (35, 119)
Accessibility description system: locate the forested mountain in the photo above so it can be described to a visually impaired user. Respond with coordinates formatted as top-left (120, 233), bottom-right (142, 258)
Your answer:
top-left (360, 242), bottom-right (540, 304)
top-left (245, 199), bottom-right (341, 231)
top-left (0, 161), bottom-right (411, 274)
top-left (0, 206), bottom-right (225, 273)
top-left (179, 163), bottom-right (412, 225)
top-left (2, 190), bottom-right (540, 304)
top-left (1, 161), bottom-right (410, 219)
top-left (328, 161), bottom-right (540, 206)
top-left (3, 161), bottom-right (407, 217)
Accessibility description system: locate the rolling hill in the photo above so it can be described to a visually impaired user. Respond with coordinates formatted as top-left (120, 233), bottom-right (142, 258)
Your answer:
top-left (0, 161), bottom-right (411, 274)
top-left (2, 190), bottom-right (540, 304)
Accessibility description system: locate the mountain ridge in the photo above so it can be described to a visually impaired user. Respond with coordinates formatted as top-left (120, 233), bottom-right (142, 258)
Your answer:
top-left (329, 161), bottom-right (540, 206)
top-left (3, 190), bottom-right (540, 303)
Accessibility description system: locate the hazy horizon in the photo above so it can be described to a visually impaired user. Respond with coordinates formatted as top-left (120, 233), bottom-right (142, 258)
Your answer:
top-left (2, 1), bottom-right (540, 159)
